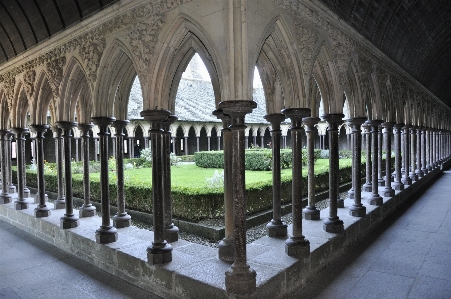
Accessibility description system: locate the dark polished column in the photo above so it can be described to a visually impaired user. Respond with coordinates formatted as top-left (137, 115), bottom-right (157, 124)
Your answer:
top-left (322, 113), bottom-right (345, 233)
top-left (426, 128), bottom-right (432, 171)
top-left (303, 117), bottom-right (321, 220)
top-left (0, 130), bottom-right (12, 204)
top-left (402, 125), bottom-right (412, 185)
top-left (219, 101), bottom-right (257, 295)
top-left (162, 116), bottom-right (179, 242)
top-left (56, 121), bottom-right (80, 229)
top-left (368, 120), bottom-right (383, 206)
top-left (421, 128), bottom-right (428, 175)
top-left (283, 108), bottom-right (311, 255)
top-left (382, 122), bottom-right (395, 197)
top-left (346, 120), bottom-right (355, 200)
top-left (184, 137), bottom-right (188, 155)
top-left (52, 126), bottom-right (65, 209)
top-left (94, 138), bottom-right (99, 162)
top-left (112, 120), bottom-right (132, 228)
top-left (91, 117), bottom-right (118, 244)
top-left (6, 133), bottom-right (16, 194)
top-left (213, 110), bottom-right (234, 262)
top-left (362, 122), bottom-right (372, 192)
top-left (78, 124), bottom-right (96, 217)
top-left (30, 125), bottom-right (51, 218)
top-left (207, 136), bottom-right (211, 151)
top-left (409, 127), bottom-right (418, 182)
top-left (434, 130), bottom-right (438, 167)
top-left (11, 128), bottom-right (29, 210)
top-left (393, 124), bottom-right (404, 191)
top-left (348, 117), bottom-right (366, 217)
top-left (415, 127), bottom-right (424, 178)
top-left (264, 113), bottom-right (288, 237)
top-left (141, 110), bottom-right (172, 265)
top-left (377, 125), bottom-right (384, 186)
top-left (75, 138), bottom-right (79, 162)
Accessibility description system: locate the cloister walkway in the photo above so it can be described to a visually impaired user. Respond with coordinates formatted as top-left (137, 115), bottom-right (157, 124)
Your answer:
top-left (0, 169), bottom-right (450, 299)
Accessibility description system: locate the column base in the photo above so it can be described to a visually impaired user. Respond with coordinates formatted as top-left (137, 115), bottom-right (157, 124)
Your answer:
top-left (218, 237), bottom-right (234, 263)
top-left (147, 243), bottom-right (172, 265)
top-left (35, 206), bottom-right (51, 218)
top-left (8, 185), bottom-right (16, 194)
top-left (323, 217), bottom-right (344, 233)
top-left (54, 199), bottom-right (66, 209)
top-left (363, 183), bottom-right (372, 192)
top-left (383, 187), bottom-right (395, 197)
top-left (79, 204), bottom-right (96, 218)
top-left (225, 265), bottom-right (256, 296)
top-left (410, 173), bottom-right (418, 182)
top-left (113, 213), bottom-right (131, 229)
top-left (427, 165), bottom-right (433, 171)
top-left (378, 178), bottom-right (385, 186)
top-left (303, 206), bottom-right (320, 220)
top-left (23, 188), bottom-right (30, 198)
top-left (337, 199), bottom-right (344, 208)
top-left (285, 237), bottom-right (310, 258)
top-left (415, 170), bottom-right (424, 179)
top-left (163, 225), bottom-right (179, 243)
top-left (422, 168), bottom-right (428, 175)
top-left (60, 215), bottom-right (80, 229)
top-left (266, 220), bottom-right (288, 237)
top-left (402, 176), bottom-right (412, 185)
top-left (34, 194), bottom-right (48, 204)
top-left (14, 200), bottom-right (29, 210)
top-left (95, 226), bottom-right (118, 244)
top-left (349, 204), bottom-right (366, 217)
top-left (368, 195), bottom-right (383, 206)
top-left (0, 194), bottom-right (12, 204)
top-left (347, 188), bottom-right (354, 199)
top-left (393, 182), bottom-right (404, 191)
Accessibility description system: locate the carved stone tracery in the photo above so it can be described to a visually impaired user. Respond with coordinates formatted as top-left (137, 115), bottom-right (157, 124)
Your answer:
top-left (46, 56), bottom-right (67, 98)
top-left (23, 70), bottom-right (36, 99)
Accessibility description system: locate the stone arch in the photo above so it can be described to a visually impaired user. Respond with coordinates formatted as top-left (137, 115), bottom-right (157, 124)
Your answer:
top-left (344, 53), bottom-right (366, 118)
top-left (0, 92), bottom-right (11, 129)
top-left (31, 71), bottom-right (54, 125)
top-left (11, 81), bottom-right (30, 128)
top-left (148, 14), bottom-right (222, 112)
top-left (367, 66), bottom-right (385, 120)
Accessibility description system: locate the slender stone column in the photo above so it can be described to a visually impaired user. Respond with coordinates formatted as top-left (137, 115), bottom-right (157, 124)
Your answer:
top-left (410, 127), bottom-right (418, 182)
top-left (253, 136), bottom-right (257, 147)
top-left (260, 136), bottom-right (264, 148)
top-left (129, 138), bottom-right (134, 159)
top-left (421, 128), bottom-right (428, 175)
top-left (196, 136), bottom-right (200, 152)
top-left (11, 128), bottom-right (29, 209)
top-left (6, 133), bottom-right (16, 194)
top-left (56, 121), bottom-right (80, 229)
top-left (52, 126), bottom-right (66, 209)
top-left (0, 130), bottom-right (12, 204)
top-left (184, 137), bottom-right (188, 155)
top-left (322, 113), bottom-right (344, 233)
top-left (348, 117), bottom-right (367, 217)
top-left (78, 124), bottom-right (96, 217)
top-left (382, 122), bottom-right (395, 197)
top-left (112, 120), bottom-right (132, 228)
top-left (362, 122), bottom-right (372, 192)
top-left (162, 116), bottom-right (179, 242)
top-left (207, 136), bottom-right (211, 151)
top-left (264, 113), bottom-right (287, 237)
top-left (91, 117), bottom-right (118, 244)
top-left (75, 138), bottom-right (79, 162)
top-left (141, 110), bottom-right (172, 265)
top-left (282, 135), bottom-right (287, 149)
top-left (368, 120), bottom-right (383, 206)
top-left (30, 125), bottom-right (51, 218)
top-left (434, 130), bottom-right (439, 167)
top-left (213, 110), bottom-right (234, 262)
top-left (303, 117), bottom-right (321, 220)
top-left (219, 101), bottom-right (257, 294)
top-left (377, 126), bottom-right (384, 186)
top-left (402, 125), bottom-right (412, 185)
top-left (393, 124), bottom-right (404, 190)
top-left (415, 127), bottom-right (424, 178)
top-left (218, 136), bottom-right (221, 150)
top-left (346, 120), bottom-right (354, 200)
top-left (172, 137), bottom-right (176, 153)
top-left (282, 108), bottom-right (311, 254)
top-left (111, 137), bottom-right (116, 158)
top-left (426, 128), bottom-right (432, 171)
top-left (94, 138), bottom-right (99, 162)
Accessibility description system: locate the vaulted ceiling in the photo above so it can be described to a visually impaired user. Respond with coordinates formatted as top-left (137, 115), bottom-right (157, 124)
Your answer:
top-left (1, 0), bottom-right (450, 107)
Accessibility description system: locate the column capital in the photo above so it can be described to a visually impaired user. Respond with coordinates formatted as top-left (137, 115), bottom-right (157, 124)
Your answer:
top-left (367, 119), bottom-right (383, 126)
top-left (111, 119), bottom-right (130, 137)
top-left (212, 109), bottom-right (231, 129)
top-left (382, 121), bottom-right (396, 128)
top-left (218, 100), bottom-right (257, 116)
top-left (302, 117), bottom-right (321, 131)
top-left (56, 121), bottom-right (78, 131)
top-left (347, 117), bottom-right (367, 130)
top-left (10, 127), bottom-right (29, 136)
top-left (322, 113), bottom-right (344, 130)
top-left (29, 124), bottom-right (49, 134)
top-left (282, 108), bottom-right (311, 129)
top-left (264, 113), bottom-right (285, 131)
top-left (78, 123), bottom-right (94, 134)
top-left (91, 116), bottom-right (116, 129)
top-left (162, 115), bottom-right (178, 132)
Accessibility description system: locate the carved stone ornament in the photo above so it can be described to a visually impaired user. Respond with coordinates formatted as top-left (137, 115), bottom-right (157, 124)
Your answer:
top-left (3, 74), bottom-right (15, 111)
top-left (46, 56), bottom-right (67, 98)
top-left (293, 22), bottom-right (318, 75)
top-left (23, 70), bottom-right (36, 99)
top-left (79, 38), bottom-right (106, 82)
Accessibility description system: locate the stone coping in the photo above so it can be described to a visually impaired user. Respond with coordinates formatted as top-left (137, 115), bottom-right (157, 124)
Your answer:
top-left (1, 160), bottom-right (449, 298)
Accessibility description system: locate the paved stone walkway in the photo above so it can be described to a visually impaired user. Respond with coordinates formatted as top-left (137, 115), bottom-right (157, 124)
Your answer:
top-left (0, 220), bottom-right (161, 299)
top-left (311, 170), bottom-right (451, 299)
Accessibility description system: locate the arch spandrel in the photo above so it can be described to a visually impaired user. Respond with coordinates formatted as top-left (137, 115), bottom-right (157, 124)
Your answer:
top-left (31, 71), bottom-right (55, 125)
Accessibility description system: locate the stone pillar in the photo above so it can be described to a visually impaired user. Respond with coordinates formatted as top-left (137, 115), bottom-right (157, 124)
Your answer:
top-left (52, 126), bottom-right (65, 209)
top-left (112, 120), bottom-right (132, 228)
top-left (368, 120), bottom-right (383, 206)
top-left (377, 126), bottom-right (384, 186)
top-left (382, 122), bottom-right (395, 197)
top-left (129, 137), bottom-right (134, 159)
top-left (0, 130), bottom-right (12, 204)
top-left (94, 138), bottom-right (99, 162)
top-left (415, 127), bottom-right (424, 178)
top-left (346, 119), bottom-right (354, 200)
top-left (144, 137), bottom-right (149, 149)
top-left (196, 136), bottom-right (200, 153)
top-left (78, 124), bottom-right (96, 217)
top-left (213, 110), bottom-right (234, 262)
top-left (434, 130), bottom-right (439, 167)
top-left (141, 110), bottom-right (172, 265)
top-left (282, 136), bottom-right (287, 149)
top-left (393, 124), bottom-right (404, 191)
top-left (56, 121), bottom-right (80, 229)
top-left (260, 136), bottom-right (265, 148)
top-left (303, 117), bottom-right (321, 220)
top-left (322, 113), bottom-right (344, 232)
top-left (421, 128), bottom-right (427, 175)
top-left (253, 136), bottom-right (257, 147)
top-left (402, 125), bottom-right (412, 185)
top-left (219, 101), bottom-right (257, 294)
top-left (172, 137), bottom-right (176, 154)
top-left (426, 128), bottom-right (432, 171)
top-left (409, 127), bottom-right (418, 182)
top-left (362, 122), bottom-right (372, 192)
top-left (264, 113), bottom-right (287, 237)
top-left (91, 117), bottom-right (118, 244)
top-left (111, 136), bottom-right (116, 158)
top-left (183, 137), bottom-right (188, 155)
top-left (11, 128), bottom-right (29, 210)
top-left (75, 138), bottom-right (79, 162)
top-left (245, 136), bottom-right (249, 149)
top-left (162, 116), bottom-right (179, 242)
top-left (207, 136), bottom-right (211, 151)
top-left (30, 125), bottom-right (51, 218)
top-left (348, 117), bottom-right (367, 217)
top-left (217, 136), bottom-right (221, 150)
top-left (6, 133), bottom-right (16, 194)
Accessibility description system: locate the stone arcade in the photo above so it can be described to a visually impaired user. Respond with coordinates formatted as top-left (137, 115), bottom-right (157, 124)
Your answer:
top-left (0, 0), bottom-right (451, 298)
